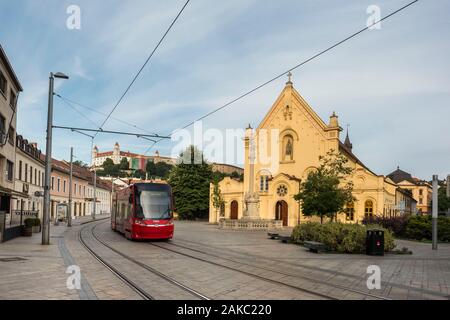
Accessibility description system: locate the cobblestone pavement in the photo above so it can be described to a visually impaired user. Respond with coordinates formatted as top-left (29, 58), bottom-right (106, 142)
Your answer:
top-left (1, 219), bottom-right (449, 300)
top-left (170, 221), bottom-right (450, 300)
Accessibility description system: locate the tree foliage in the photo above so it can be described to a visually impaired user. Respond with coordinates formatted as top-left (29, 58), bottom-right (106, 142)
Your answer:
top-left (146, 161), bottom-right (173, 180)
top-left (294, 150), bottom-right (354, 223)
top-left (211, 175), bottom-right (225, 219)
top-left (119, 157), bottom-right (130, 170)
top-left (438, 185), bottom-right (450, 213)
top-left (168, 146), bottom-right (213, 220)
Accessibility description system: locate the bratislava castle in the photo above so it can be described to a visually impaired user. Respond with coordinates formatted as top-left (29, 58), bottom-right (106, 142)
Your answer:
top-left (209, 75), bottom-right (416, 227)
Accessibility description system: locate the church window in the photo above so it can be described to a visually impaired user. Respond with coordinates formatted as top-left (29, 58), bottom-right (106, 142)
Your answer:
top-left (364, 200), bottom-right (374, 218)
top-left (260, 176), bottom-right (269, 192)
top-left (277, 185), bottom-right (288, 197)
top-left (346, 202), bottom-right (354, 221)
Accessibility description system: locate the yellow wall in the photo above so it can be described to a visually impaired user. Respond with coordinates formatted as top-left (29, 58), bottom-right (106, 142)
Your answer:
top-left (209, 82), bottom-right (399, 226)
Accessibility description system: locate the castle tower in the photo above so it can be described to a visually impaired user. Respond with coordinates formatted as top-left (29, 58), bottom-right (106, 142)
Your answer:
top-left (92, 146), bottom-right (98, 166)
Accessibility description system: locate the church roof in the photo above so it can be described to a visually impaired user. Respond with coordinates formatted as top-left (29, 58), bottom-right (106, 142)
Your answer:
top-left (387, 167), bottom-right (414, 184)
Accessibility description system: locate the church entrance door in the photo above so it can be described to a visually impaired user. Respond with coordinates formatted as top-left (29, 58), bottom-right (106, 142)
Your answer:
top-left (275, 201), bottom-right (288, 226)
top-left (230, 201), bottom-right (238, 220)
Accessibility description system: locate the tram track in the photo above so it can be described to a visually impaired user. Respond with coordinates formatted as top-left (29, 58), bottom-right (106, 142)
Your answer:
top-left (78, 223), bottom-right (154, 300)
top-left (79, 221), bottom-right (210, 300)
top-left (171, 238), bottom-right (450, 300)
top-left (148, 241), bottom-right (340, 300)
top-left (149, 240), bottom-right (394, 300)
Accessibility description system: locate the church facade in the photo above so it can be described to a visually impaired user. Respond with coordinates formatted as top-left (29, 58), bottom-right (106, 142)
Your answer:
top-left (209, 77), bottom-right (410, 227)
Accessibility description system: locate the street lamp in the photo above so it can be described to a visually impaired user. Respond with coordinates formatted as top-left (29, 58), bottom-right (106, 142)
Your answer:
top-left (42, 72), bottom-right (69, 245)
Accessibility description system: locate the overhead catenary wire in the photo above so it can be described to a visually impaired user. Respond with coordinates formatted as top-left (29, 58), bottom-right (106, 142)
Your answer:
top-left (55, 94), bottom-right (158, 136)
top-left (94, 0), bottom-right (191, 138)
top-left (142, 0), bottom-right (419, 155)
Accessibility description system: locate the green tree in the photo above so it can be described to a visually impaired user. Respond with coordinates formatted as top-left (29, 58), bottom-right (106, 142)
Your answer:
top-left (73, 160), bottom-right (88, 168)
top-left (102, 159), bottom-right (120, 176)
top-left (146, 161), bottom-right (173, 179)
top-left (154, 162), bottom-right (173, 179)
top-left (438, 185), bottom-right (450, 213)
top-left (211, 176), bottom-right (225, 220)
top-left (146, 160), bottom-right (156, 176)
top-left (168, 146), bottom-right (213, 220)
top-left (133, 169), bottom-right (146, 179)
top-left (294, 150), bottom-right (354, 223)
top-left (119, 158), bottom-right (130, 170)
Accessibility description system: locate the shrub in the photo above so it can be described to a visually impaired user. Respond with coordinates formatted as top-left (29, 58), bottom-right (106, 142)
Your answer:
top-left (291, 222), bottom-right (396, 253)
top-left (401, 215), bottom-right (450, 242)
top-left (362, 215), bottom-right (409, 237)
top-left (24, 218), bottom-right (35, 228)
top-left (24, 218), bottom-right (41, 228)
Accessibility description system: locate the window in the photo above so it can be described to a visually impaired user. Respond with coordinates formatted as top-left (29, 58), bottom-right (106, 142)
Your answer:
top-left (0, 71), bottom-right (6, 96)
top-left (38, 170), bottom-right (41, 186)
top-left (51, 177), bottom-right (54, 190)
top-left (25, 163), bottom-right (28, 182)
top-left (6, 160), bottom-right (13, 181)
top-left (83, 186), bottom-right (86, 196)
top-left (8, 126), bottom-right (14, 145)
top-left (57, 178), bottom-right (60, 192)
top-left (30, 166), bottom-right (33, 184)
top-left (74, 184), bottom-right (77, 195)
top-left (34, 168), bottom-right (37, 185)
top-left (42, 172), bottom-right (44, 186)
top-left (18, 160), bottom-right (22, 180)
top-left (277, 185), bottom-right (288, 197)
top-left (364, 200), bottom-right (374, 218)
top-left (419, 189), bottom-right (423, 196)
top-left (346, 202), bottom-right (355, 221)
top-left (260, 176), bottom-right (269, 192)
top-left (63, 180), bottom-right (66, 193)
top-left (9, 89), bottom-right (17, 109)
top-left (419, 198), bottom-right (423, 205)
top-left (0, 115), bottom-right (5, 143)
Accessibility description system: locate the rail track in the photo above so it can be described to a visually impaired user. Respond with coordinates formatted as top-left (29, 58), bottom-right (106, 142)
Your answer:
top-left (79, 221), bottom-right (210, 300)
top-left (149, 240), bottom-right (393, 300)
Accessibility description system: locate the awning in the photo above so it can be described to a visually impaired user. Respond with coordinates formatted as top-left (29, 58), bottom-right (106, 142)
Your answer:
top-left (0, 185), bottom-right (30, 198)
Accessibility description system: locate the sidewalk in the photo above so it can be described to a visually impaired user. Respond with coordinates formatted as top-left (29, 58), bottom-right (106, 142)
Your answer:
top-left (0, 225), bottom-right (79, 300)
top-left (0, 215), bottom-right (140, 300)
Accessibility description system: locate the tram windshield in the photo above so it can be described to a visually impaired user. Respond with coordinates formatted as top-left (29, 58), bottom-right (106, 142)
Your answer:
top-left (135, 190), bottom-right (171, 220)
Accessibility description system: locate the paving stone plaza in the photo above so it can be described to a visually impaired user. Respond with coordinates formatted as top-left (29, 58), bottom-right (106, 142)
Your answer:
top-left (0, 218), bottom-right (448, 300)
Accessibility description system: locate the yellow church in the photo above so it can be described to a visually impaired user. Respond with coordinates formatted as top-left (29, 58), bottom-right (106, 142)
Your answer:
top-left (209, 75), bottom-right (411, 228)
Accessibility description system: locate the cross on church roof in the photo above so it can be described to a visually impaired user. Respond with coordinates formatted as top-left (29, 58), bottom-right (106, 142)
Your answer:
top-left (286, 72), bottom-right (293, 84)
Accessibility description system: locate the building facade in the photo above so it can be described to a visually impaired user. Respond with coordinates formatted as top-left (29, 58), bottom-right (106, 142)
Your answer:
top-left (387, 167), bottom-right (432, 214)
top-left (0, 45), bottom-right (24, 240)
top-left (50, 159), bottom-right (112, 220)
top-left (92, 143), bottom-right (176, 170)
top-left (92, 143), bottom-right (244, 175)
top-left (209, 78), bottom-right (416, 226)
top-left (11, 135), bottom-right (45, 224)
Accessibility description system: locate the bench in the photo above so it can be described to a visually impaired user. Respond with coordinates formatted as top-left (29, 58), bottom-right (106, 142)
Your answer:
top-left (304, 241), bottom-right (326, 253)
top-left (268, 233), bottom-right (279, 240)
top-left (279, 236), bottom-right (291, 243)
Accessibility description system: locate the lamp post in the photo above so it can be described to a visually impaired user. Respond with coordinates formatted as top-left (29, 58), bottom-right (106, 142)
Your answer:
top-left (42, 72), bottom-right (69, 245)
top-left (432, 175), bottom-right (438, 250)
top-left (68, 147), bottom-right (73, 227)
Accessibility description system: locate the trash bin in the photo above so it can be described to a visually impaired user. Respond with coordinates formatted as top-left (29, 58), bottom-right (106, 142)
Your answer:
top-left (366, 229), bottom-right (384, 256)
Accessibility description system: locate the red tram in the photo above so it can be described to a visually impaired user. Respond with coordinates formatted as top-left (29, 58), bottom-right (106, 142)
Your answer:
top-left (111, 182), bottom-right (174, 240)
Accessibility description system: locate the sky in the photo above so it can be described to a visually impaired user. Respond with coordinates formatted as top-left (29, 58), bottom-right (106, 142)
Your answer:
top-left (0, 0), bottom-right (449, 179)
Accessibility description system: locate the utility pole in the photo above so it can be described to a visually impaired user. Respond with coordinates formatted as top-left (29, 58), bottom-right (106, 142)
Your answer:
top-left (42, 72), bottom-right (69, 245)
top-left (68, 147), bottom-right (73, 227)
top-left (93, 168), bottom-right (97, 220)
top-left (447, 175), bottom-right (450, 217)
top-left (432, 175), bottom-right (438, 250)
